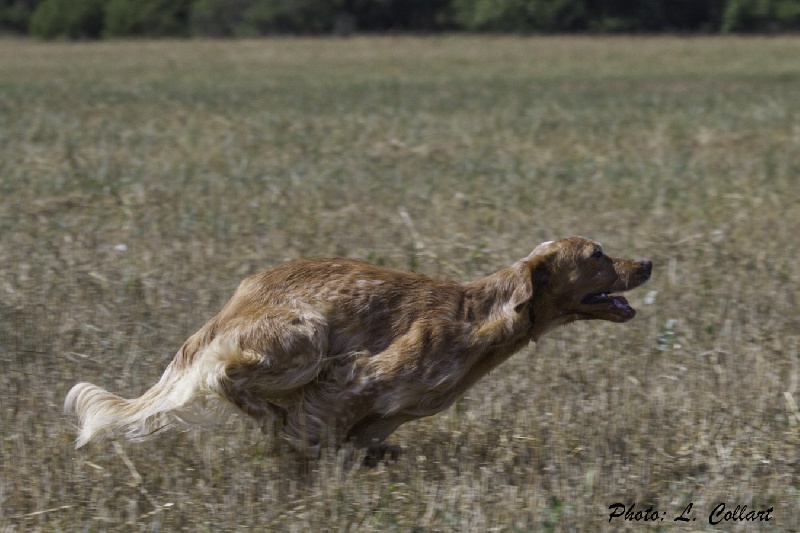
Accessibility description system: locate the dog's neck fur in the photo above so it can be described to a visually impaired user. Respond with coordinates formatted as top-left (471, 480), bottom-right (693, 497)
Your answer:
top-left (461, 267), bottom-right (536, 345)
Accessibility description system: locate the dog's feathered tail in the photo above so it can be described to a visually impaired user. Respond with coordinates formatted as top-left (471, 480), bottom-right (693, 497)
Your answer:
top-left (64, 338), bottom-right (237, 448)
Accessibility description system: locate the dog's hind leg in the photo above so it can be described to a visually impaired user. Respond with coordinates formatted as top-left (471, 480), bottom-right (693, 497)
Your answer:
top-left (221, 362), bottom-right (289, 436)
top-left (282, 378), bottom-right (377, 457)
top-left (206, 308), bottom-right (331, 437)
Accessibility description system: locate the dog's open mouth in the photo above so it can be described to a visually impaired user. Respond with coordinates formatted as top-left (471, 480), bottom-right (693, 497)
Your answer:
top-left (581, 291), bottom-right (636, 321)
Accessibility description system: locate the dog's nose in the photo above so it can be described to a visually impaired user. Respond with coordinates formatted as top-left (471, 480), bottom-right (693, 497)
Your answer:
top-left (639, 259), bottom-right (653, 277)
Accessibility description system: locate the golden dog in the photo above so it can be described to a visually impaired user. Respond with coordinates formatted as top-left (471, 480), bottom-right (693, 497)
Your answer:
top-left (66, 237), bottom-right (651, 457)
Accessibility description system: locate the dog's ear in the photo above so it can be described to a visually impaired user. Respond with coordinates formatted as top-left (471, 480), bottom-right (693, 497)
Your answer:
top-left (511, 256), bottom-right (550, 314)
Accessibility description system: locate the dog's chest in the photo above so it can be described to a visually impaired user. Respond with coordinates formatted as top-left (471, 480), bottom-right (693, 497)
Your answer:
top-left (399, 335), bottom-right (530, 417)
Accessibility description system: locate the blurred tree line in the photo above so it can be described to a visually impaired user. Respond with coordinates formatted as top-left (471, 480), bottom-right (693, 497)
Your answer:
top-left (1, 0), bottom-right (798, 39)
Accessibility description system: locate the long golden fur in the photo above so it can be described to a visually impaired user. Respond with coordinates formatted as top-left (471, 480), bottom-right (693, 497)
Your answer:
top-left (65, 237), bottom-right (652, 457)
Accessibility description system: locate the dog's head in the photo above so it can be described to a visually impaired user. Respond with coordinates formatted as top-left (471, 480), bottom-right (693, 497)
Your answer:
top-left (514, 237), bottom-right (652, 339)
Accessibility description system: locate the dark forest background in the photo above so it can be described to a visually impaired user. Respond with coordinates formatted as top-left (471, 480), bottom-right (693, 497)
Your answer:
top-left (2, 0), bottom-right (799, 39)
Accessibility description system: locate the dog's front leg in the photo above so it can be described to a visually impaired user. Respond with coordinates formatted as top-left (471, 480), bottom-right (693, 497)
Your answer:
top-left (346, 413), bottom-right (418, 466)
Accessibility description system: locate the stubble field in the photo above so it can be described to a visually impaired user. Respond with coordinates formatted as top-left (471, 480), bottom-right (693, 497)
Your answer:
top-left (0, 36), bottom-right (798, 531)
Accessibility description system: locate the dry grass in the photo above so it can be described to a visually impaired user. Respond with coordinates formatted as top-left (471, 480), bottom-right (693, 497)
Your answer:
top-left (1, 36), bottom-right (799, 531)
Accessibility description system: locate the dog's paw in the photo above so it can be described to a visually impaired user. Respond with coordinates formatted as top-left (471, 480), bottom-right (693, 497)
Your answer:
top-left (363, 443), bottom-right (403, 467)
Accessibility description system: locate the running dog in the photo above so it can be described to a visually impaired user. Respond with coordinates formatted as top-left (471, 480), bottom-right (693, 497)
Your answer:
top-left (65, 236), bottom-right (652, 457)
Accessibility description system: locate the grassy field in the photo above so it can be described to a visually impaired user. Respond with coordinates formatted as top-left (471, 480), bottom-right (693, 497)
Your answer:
top-left (1, 36), bottom-right (799, 531)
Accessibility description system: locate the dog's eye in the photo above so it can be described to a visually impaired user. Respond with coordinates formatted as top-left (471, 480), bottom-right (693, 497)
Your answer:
top-left (591, 249), bottom-right (603, 259)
